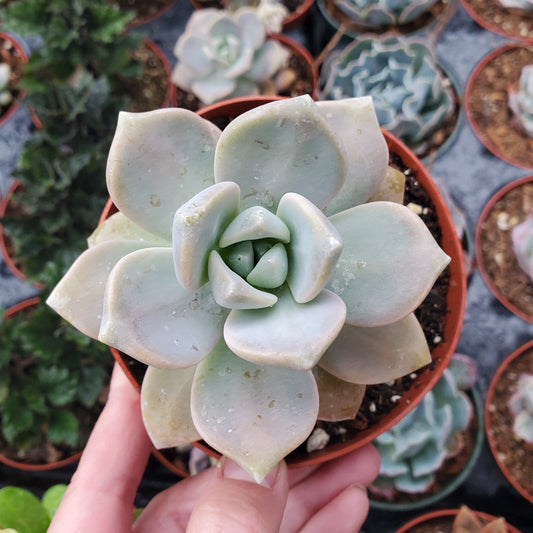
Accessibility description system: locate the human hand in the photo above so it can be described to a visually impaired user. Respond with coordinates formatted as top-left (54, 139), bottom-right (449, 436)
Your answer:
top-left (48, 364), bottom-right (380, 533)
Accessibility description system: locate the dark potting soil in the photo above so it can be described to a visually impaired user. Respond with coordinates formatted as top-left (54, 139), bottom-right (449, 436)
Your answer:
top-left (467, 45), bottom-right (533, 170)
top-left (487, 347), bottom-right (533, 500)
top-left (477, 180), bottom-right (533, 319)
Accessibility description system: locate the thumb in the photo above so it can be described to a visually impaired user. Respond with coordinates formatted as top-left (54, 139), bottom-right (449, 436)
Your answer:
top-left (187, 458), bottom-right (289, 533)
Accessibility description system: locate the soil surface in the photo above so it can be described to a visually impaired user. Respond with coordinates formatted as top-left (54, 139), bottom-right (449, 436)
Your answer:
top-left (461, 0), bottom-right (533, 40)
top-left (477, 180), bottom-right (533, 319)
top-left (466, 45), bottom-right (533, 170)
top-left (487, 347), bottom-right (533, 501)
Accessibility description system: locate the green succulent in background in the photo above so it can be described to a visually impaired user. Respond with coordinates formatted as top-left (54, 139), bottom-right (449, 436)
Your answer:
top-left (370, 353), bottom-right (477, 498)
top-left (508, 373), bottom-right (533, 444)
top-left (47, 95), bottom-right (450, 483)
top-left (319, 36), bottom-right (456, 155)
top-left (172, 7), bottom-right (291, 106)
top-left (508, 64), bottom-right (533, 137)
top-left (332, 0), bottom-right (439, 28)
top-left (0, 63), bottom-right (12, 106)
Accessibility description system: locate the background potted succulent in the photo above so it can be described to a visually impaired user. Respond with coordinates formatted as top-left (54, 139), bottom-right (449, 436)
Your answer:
top-left (394, 506), bottom-right (521, 533)
top-left (485, 339), bottom-right (533, 505)
top-left (172, 6), bottom-right (317, 111)
top-left (316, 0), bottom-right (457, 39)
top-left (465, 44), bottom-right (533, 170)
top-left (319, 35), bottom-right (460, 160)
top-left (459, 0), bottom-right (533, 42)
top-left (475, 175), bottom-right (533, 323)
top-left (45, 94), bottom-right (464, 483)
top-left (0, 31), bottom-right (27, 129)
top-left (369, 353), bottom-right (484, 511)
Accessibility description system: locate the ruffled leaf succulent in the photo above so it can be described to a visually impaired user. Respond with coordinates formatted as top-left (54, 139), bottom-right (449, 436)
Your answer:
top-left (508, 373), bottom-right (533, 444)
top-left (508, 64), bottom-right (533, 137)
top-left (332, 0), bottom-right (439, 28)
top-left (370, 353), bottom-right (477, 497)
top-left (47, 95), bottom-right (450, 483)
top-left (320, 36), bottom-right (455, 155)
top-left (172, 7), bottom-right (290, 106)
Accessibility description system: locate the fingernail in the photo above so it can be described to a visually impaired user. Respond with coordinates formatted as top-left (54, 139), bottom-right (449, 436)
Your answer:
top-left (221, 458), bottom-right (280, 489)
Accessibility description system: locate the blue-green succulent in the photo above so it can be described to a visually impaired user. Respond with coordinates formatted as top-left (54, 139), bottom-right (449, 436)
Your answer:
top-left (333, 0), bottom-right (439, 28)
top-left (47, 95), bottom-right (450, 483)
top-left (320, 36), bottom-right (456, 155)
top-left (222, 0), bottom-right (289, 32)
top-left (172, 7), bottom-right (290, 106)
top-left (508, 64), bottom-right (533, 137)
top-left (508, 373), bottom-right (533, 444)
top-left (370, 353), bottom-right (477, 497)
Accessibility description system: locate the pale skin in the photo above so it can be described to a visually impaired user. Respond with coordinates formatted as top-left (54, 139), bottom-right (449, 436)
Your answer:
top-left (48, 364), bottom-right (380, 533)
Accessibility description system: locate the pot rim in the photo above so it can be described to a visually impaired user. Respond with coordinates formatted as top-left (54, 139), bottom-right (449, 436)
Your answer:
top-left (485, 339), bottom-right (533, 505)
top-left (465, 44), bottom-right (533, 170)
top-left (474, 174), bottom-right (533, 323)
top-left (104, 95), bottom-right (465, 472)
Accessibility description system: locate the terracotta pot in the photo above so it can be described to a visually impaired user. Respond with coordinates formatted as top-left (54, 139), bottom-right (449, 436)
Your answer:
top-left (316, 0), bottom-right (457, 39)
top-left (0, 32), bottom-right (28, 129)
top-left (189, 0), bottom-right (315, 30)
top-left (465, 44), bottom-right (533, 171)
top-left (485, 340), bottom-right (533, 505)
top-left (124, 0), bottom-right (177, 28)
top-left (0, 298), bottom-right (83, 472)
top-left (369, 386), bottom-right (484, 512)
top-left (475, 175), bottom-right (533, 323)
top-left (459, 0), bottom-right (533, 43)
top-left (102, 95), bottom-right (465, 473)
top-left (394, 508), bottom-right (522, 533)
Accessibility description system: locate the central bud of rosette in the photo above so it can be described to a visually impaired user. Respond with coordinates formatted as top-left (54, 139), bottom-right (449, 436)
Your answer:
top-left (172, 181), bottom-right (344, 311)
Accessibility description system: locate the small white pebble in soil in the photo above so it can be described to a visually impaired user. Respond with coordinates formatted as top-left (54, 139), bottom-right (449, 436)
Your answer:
top-left (369, 402), bottom-right (376, 413)
top-left (391, 395), bottom-right (401, 403)
top-left (433, 335), bottom-right (442, 344)
top-left (407, 202), bottom-right (423, 215)
top-left (306, 427), bottom-right (330, 453)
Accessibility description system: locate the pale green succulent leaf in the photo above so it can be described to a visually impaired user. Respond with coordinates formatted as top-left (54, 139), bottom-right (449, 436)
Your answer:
top-left (87, 212), bottom-right (169, 248)
top-left (224, 287), bottom-right (346, 370)
top-left (224, 240), bottom-right (255, 278)
top-left (317, 97), bottom-right (389, 215)
top-left (191, 341), bottom-right (319, 483)
top-left (328, 201), bottom-right (450, 326)
top-left (246, 242), bottom-right (288, 289)
top-left (367, 166), bottom-right (406, 204)
top-left (277, 192), bottom-right (342, 303)
top-left (218, 206), bottom-right (290, 248)
top-left (319, 313), bottom-right (430, 385)
top-left (214, 95), bottom-right (346, 212)
top-left (173, 182), bottom-right (241, 290)
top-left (46, 240), bottom-right (160, 340)
top-left (377, 444), bottom-right (410, 476)
top-left (141, 366), bottom-right (201, 449)
top-left (208, 250), bottom-right (278, 309)
top-left (313, 367), bottom-right (365, 422)
top-left (514, 411), bottom-right (533, 443)
top-left (107, 109), bottom-right (221, 240)
top-left (394, 472), bottom-right (435, 494)
top-left (99, 247), bottom-right (227, 368)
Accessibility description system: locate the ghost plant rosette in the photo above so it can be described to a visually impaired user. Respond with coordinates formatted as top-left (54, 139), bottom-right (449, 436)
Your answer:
top-left (47, 95), bottom-right (450, 482)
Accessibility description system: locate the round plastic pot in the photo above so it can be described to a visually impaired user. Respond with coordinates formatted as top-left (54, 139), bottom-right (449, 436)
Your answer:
top-left (0, 298), bottom-right (83, 472)
top-left (0, 32), bottom-right (28, 129)
top-left (394, 508), bottom-right (522, 533)
top-left (101, 95), bottom-right (465, 473)
top-left (475, 175), bottom-right (533, 323)
top-left (485, 339), bottom-right (533, 505)
top-left (369, 386), bottom-right (484, 512)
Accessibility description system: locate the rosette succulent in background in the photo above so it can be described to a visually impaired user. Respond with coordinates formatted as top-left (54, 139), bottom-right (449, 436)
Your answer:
top-left (508, 64), bottom-right (533, 137)
top-left (496, 0), bottom-right (533, 11)
top-left (221, 0), bottom-right (290, 32)
top-left (319, 36), bottom-right (457, 158)
top-left (508, 373), bottom-right (533, 444)
top-left (172, 7), bottom-right (291, 106)
top-left (46, 95), bottom-right (451, 483)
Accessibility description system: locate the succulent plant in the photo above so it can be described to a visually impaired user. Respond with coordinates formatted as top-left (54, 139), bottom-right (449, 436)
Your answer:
top-left (172, 7), bottom-right (291, 106)
top-left (508, 64), bottom-right (533, 137)
top-left (453, 506), bottom-right (508, 533)
top-left (511, 210), bottom-right (533, 280)
top-left (221, 0), bottom-right (289, 32)
top-left (332, 0), bottom-right (439, 28)
top-left (0, 62), bottom-right (12, 107)
top-left (47, 95), bottom-right (450, 483)
top-left (508, 373), bottom-right (533, 444)
top-left (370, 353), bottom-right (477, 497)
top-left (497, 0), bottom-right (533, 12)
top-left (320, 36), bottom-right (455, 154)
